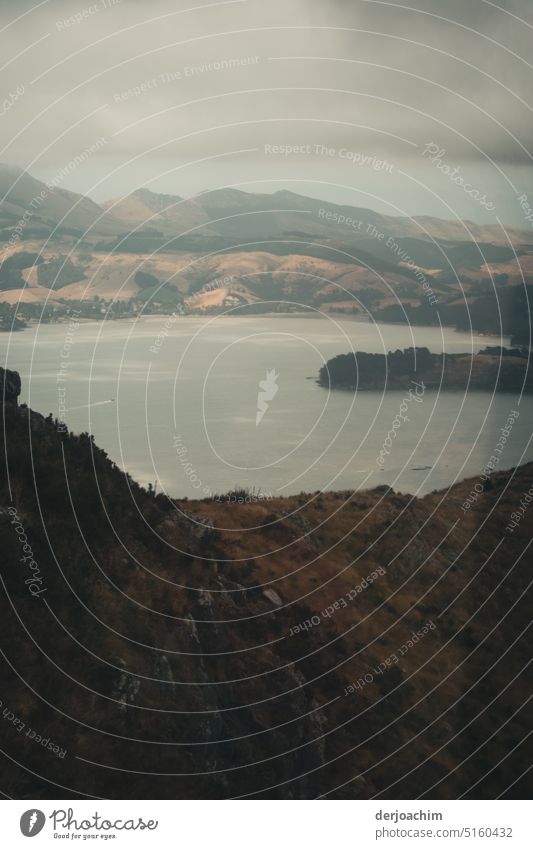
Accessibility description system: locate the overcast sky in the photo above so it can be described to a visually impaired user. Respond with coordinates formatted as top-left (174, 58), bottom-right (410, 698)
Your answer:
top-left (1, 0), bottom-right (533, 225)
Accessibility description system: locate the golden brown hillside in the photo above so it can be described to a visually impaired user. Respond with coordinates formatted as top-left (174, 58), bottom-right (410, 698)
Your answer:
top-left (0, 369), bottom-right (531, 799)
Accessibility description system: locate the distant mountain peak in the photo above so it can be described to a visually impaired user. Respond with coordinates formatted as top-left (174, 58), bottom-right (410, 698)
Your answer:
top-left (131, 187), bottom-right (183, 204)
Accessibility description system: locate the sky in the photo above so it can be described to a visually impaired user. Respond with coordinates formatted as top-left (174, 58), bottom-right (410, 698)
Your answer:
top-left (1, 0), bottom-right (533, 226)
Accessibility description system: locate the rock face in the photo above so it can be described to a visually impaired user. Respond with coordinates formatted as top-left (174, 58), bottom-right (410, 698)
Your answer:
top-left (0, 367), bottom-right (21, 405)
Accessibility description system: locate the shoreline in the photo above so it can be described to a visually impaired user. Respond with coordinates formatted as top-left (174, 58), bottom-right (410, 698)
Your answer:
top-left (0, 311), bottom-right (512, 342)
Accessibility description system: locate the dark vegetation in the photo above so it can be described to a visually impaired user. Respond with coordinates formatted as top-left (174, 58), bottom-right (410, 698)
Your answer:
top-left (36, 256), bottom-right (86, 290)
top-left (373, 285), bottom-right (533, 345)
top-left (319, 346), bottom-right (533, 392)
top-left (134, 270), bottom-right (160, 289)
top-left (0, 252), bottom-right (43, 291)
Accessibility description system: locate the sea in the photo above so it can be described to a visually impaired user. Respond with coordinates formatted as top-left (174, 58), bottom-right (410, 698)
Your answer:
top-left (2, 314), bottom-right (531, 498)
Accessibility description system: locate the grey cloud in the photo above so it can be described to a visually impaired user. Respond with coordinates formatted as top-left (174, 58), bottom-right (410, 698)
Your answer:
top-left (0, 0), bottom-right (532, 223)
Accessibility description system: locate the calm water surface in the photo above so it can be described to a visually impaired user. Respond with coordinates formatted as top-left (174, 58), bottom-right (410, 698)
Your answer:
top-left (2, 315), bottom-right (531, 497)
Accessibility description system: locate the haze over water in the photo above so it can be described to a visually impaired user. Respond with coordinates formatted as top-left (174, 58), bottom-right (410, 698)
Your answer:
top-left (3, 315), bottom-right (531, 498)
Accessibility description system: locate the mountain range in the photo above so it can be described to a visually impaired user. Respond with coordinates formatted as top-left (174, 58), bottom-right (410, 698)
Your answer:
top-left (2, 162), bottom-right (531, 245)
top-left (0, 163), bottom-right (532, 342)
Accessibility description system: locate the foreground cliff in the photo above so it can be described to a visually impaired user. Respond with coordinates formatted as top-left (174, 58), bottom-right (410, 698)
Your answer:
top-left (318, 346), bottom-right (533, 392)
top-left (0, 368), bottom-right (531, 799)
